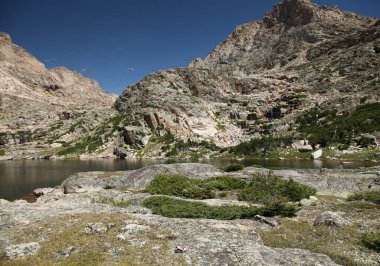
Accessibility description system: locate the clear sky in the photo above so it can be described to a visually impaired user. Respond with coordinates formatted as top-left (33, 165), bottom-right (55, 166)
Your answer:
top-left (1, 0), bottom-right (379, 94)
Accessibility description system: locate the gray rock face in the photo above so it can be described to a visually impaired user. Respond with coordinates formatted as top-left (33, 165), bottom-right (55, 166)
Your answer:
top-left (62, 163), bottom-right (223, 193)
top-left (5, 242), bottom-right (40, 259)
top-left (313, 211), bottom-right (352, 227)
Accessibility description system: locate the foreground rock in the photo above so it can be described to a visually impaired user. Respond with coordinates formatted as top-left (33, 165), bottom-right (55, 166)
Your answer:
top-left (0, 163), bottom-right (379, 265)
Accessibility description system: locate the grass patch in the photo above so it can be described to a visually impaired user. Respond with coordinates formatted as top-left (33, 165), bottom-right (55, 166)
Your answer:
top-left (143, 196), bottom-right (297, 219)
top-left (258, 219), bottom-right (369, 266)
top-left (347, 191), bottom-right (380, 205)
top-left (238, 176), bottom-right (316, 203)
top-left (225, 163), bottom-right (245, 172)
top-left (0, 149), bottom-right (5, 156)
top-left (95, 198), bottom-right (131, 208)
top-left (360, 231), bottom-right (380, 252)
top-left (145, 174), bottom-right (246, 200)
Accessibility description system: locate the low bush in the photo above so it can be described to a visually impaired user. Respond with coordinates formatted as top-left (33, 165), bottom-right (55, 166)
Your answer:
top-left (143, 196), bottom-right (297, 220)
top-left (225, 163), bottom-right (245, 172)
top-left (146, 174), bottom-right (246, 199)
top-left (296, 102), bottom-right (380, 147)
top-left (230, 136), bottom-right (292, 156)
top-left (238, 176), bottom-right (316, 203)
top-left (360, 231), bottom-right (380, 252)
top-left (347, 191), bottom-right (380, 204)
top-left (0, 149), bottom-right (5, 156)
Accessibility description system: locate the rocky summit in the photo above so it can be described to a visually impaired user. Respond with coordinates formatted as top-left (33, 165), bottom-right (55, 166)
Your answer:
top-left (0, 0), bottom-right (379, 159)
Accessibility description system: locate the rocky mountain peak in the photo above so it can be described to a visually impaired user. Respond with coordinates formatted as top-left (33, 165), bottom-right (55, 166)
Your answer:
top-left (0, 32), bottom-right (12, 43)
top-left (263, 0), bottom-right (315, 28)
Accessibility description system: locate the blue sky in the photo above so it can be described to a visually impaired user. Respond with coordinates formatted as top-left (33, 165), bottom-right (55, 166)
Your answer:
top-left (1, 0), bottom-right (379, 94)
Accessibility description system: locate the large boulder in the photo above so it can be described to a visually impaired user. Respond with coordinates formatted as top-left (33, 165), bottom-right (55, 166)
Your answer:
top-left (62, 163), bottom-right (223, 193)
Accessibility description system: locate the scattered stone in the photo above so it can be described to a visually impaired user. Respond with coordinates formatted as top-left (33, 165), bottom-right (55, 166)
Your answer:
top-left (313, 211), bottom-right (352, 227)
top-left (85, 223), bottom-right (108, 234)
top-left (58, 246), bottom-right (76, 257)
top-left (174, 246), bottom-right (187, 253)
top-left (33, 187), bottom-right (54, 196)
top-left (120, 224), bottom-right (150, 234)
top-left (300, 196), bottom-right (318, 206)
top-left (5, 242), bottom-right (40, 259)
top-left (254, 215), bottom-right (279, 227)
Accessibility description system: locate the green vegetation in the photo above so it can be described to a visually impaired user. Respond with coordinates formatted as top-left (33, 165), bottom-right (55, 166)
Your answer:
top-left (360, 231), bottom-right (380, 252)
top-left (0, 149), bottom-right (5, 156)
top-left (146, 174), bottom-right (315, 205)
top-left (103, 184), bottom-right (116, 190)
top-left (146, 174), bottom-right (246, 200)
top-left (143, 196), bottom-right (297, 219)
top-left (95, 198), bottom-right (131, 208)
top-left (230, 136), bottom-right (292, 156)
top-left (225, 163), bottom-right (245, 172)
top-left (238, 176), bottom-right (316, 203)
top-left (347, 191), bottom-right (380, 205)
top-left (166, 139), bottom-right (219, 157)
top-left (296, 103), bottom-right (380, 147)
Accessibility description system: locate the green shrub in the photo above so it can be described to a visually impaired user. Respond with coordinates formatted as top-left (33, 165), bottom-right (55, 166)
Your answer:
top-left (296, 103), bottom-right (380, 147)
top-left (0, 149), bottom-right (5, 156)
top-left (146, 174), bottom-right (214, 199)
top-left (143, 196), bottom-right (297, 219)
top-left (238, 176), bottom-right (316, 203)
top-left (225, 163), bottom-right (245, 172)
top-left (103, 185), bottom-right (115, 190)
top-left (230, 136), bottom-right (292, 156)
top-left (146, 174), bottom-right (246, 199)
top-left (347, 191), bottom-right (380, 204)
top-left (360, 231), bottom-right (380, 252)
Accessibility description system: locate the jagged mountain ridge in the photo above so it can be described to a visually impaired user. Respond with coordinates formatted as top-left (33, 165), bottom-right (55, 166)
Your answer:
top-left (113, 0), bottom-right (380, 156)
top-left (0, 32), bottom-right (116, 107)
top-left (0, 32), bottom-right (117, 157)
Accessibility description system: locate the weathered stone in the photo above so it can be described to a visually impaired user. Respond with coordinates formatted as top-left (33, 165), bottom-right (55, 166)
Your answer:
top-left (254, 215), bottom-right (279, 227)
top-left (58, 246), bottom-right (76, 257)
top-left (85, 223), bottom-right (108, 234)
top-left (113, 147), bottom-right (128, 159)
top-left (33, 187), bottom-right (54, 196)
top-left (300, 195), bottom-right (318, 206)
top-left (144, 113), bottom-right (158, 130)
top-left (313, 211), bottom-right (352, 227)
top-left (5, 242), bottom-right (40, 260)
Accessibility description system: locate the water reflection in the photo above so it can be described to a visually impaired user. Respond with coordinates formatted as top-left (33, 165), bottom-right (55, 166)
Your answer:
top-left (0, 158), bottom-right (378, 201)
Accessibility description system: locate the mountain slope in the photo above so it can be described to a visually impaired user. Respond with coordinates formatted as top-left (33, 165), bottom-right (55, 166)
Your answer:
top-left (112, 0), bottom-right (379, 158)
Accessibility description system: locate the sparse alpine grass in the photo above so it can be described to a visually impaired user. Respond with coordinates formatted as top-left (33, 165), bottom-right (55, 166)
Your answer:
top-left (143, 196), bottom-right (297, 219)
top-left (238, 176), bottom-right (316, 203)
top-left (347, 190), bottom-right (380, 205)
top-left (145, 174), bottom-right (246, 199)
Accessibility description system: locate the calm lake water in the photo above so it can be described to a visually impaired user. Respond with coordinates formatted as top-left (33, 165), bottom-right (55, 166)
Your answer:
top-left (1, 158), bottom-right (379, 201)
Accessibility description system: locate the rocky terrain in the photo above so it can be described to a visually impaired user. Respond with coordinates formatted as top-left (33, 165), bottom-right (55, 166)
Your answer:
top-left (0, 163), bottom-right (379, 265)
top-left (0, 32), bottom-right (117, 159)
top-left (0, 0), bottom-right (379, 159)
